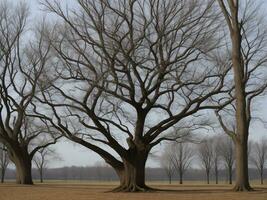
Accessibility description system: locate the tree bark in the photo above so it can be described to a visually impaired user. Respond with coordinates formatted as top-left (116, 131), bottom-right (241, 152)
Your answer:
top-left (10, 149), bottom-right (33, 185)
top-left (14, 157), bottom-right (33, 185)
top-left (233, 141), bottom-right (251, 191)
top-left (112, 151), bottom-right (151, 192)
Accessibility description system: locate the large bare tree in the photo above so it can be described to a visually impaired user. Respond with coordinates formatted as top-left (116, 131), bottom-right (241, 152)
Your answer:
top-left (35, 0), bottom-right (232, 191)
top-left (249, 138), bottom-right (267, 185)
top-left (0, 1), bottom-right (60, 184)
top-left (216, 0), bottom-right (267, 191)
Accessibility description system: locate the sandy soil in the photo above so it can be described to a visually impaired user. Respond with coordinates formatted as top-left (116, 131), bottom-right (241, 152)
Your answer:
top-left (0, 182), bottom-right (266, 200)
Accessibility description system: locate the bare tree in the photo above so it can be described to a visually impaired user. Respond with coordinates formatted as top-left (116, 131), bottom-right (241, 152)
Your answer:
top-left (160, 146), bottom-right (175, 184)
top-left (0, 1), bottom-right (60, 184)
top-left (198, 139), bottom-right (213, 184)
top-left (213, 136), bottom-right (221, 184)
top-left (216, 0), bottom-right (267, 191)
top-left (0, 143), bottom-right (9, 183)
top-left (218, 136), bottom-right (235, 184)
top-left (33, 147), bottom-right (61, 183)
top-left (35, 0), bottom-right (233, 191)
top-left (249, 138), bottom-right (267, 185)
top-left (170, 142), bottom-right (194, 184)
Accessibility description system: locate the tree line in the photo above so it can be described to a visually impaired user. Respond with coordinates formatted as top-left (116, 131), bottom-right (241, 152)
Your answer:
top-left (0, 0), bottom-right (267, 192)
top-left (1, 136), bottom-right (266, 184)
top-left (160, 135), bottom-right (267, 185)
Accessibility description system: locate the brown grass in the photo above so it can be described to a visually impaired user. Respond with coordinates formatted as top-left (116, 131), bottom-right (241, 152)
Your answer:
top-left (0, 181), bottom-right (266, 200)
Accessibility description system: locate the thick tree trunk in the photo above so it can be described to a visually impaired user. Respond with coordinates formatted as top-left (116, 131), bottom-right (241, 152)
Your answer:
top-left (233, 141), bottom-right (251, 191)
top-left (112, 151), bottom-right (151, 192)
top-left (14, 157), bottom-right (33, 185)
top-left (10, 150), bottom-right (33, 185)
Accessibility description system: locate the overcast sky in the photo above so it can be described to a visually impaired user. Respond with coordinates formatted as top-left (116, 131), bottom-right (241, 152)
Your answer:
top-left (7, 0), bottom-right (267, 168)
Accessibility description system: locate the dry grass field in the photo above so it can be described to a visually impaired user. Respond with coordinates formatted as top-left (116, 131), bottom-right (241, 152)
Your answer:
top-left (0, 181), bottom-right (266, 200)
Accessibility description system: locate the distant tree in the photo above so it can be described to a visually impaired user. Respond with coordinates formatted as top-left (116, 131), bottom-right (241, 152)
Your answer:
top-left (171, 142), bottom-right (194, 184)
top-left (198, 139), bottom-right (213, 184)
top-left (213, 137), bottom-right (221, 184)
top-left (0, 143), bottom-right (9, 183)
top-left (249, 138), bottom-right (267, 185)
top-left (33, 147), bottom-right (61, 183)
top-left (218, 136), bottom-right (235, 184)
top-left (160, 145), bottom-right (175, 184)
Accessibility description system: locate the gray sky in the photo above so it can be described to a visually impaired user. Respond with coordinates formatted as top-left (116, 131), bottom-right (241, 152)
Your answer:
top-left (8, 0), bottom-right (267, 168)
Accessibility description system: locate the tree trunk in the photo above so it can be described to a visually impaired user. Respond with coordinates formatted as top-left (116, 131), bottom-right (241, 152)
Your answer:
top-left (260, 170), bottom-right (263, 185)
top-left (1, 168), bottom-right (5, 183)
top-left (230, 26), bottom-right (252, 191)
top-left (40, 169), bottom-right (43, 183)
top-left (15, 158), bottom-right (33, 184)
top-left (206, 170), bottom-right (210, 184)
top-left (233, 141), bottom-right (251, 191)
top-left (12, 153), bottom-right (33, 185)
top-left (168, 176), bottom-right (172, 184)
top-left (112, 151), bottom-right (151, 192)
top-left (229, 167), bottom-right (232, 184)
top-left (7, 145), bottom-right (33, 185)
top-left (215, 164), bottom-right (219, 184)
top-left (179, 171), bottom-right (183, 184)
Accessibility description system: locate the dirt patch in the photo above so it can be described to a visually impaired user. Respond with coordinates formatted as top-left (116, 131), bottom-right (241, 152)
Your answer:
top-left (0, 182), bottom-right (266, 200)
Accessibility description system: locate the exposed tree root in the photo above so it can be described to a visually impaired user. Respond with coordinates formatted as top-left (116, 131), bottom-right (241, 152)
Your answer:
top-left (233, 184), bottom-right (253, 192)
top-left (110, 184), bottom-right (155, 193)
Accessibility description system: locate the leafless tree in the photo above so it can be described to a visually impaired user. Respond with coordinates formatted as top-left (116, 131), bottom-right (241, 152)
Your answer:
top-left (159, 146), bottom-right (174, 184)
top-left (216, 0), bottom-right (267, 191)
top-left (170, 142), bottom-right (194, 184)
top-left (198, 139), bottom-right (214, 184)
top-left (218, 136), bottom-right (235, 184)
top-left (249, 138), bottom-right (267, 185)
top-left (212, 136), bottom-right (221, 184)
top-left (35, 0), bottom-right (233, 191)
top-left (0, 1), bottom-right (60, 184)
top-left (0, 143), bottom-right (9, 183)
top-left (33, 147), bottom-right (61, 183)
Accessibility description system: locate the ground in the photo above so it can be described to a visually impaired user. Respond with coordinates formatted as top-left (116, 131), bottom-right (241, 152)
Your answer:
top-left (0, 181), bottom-right (266, 200)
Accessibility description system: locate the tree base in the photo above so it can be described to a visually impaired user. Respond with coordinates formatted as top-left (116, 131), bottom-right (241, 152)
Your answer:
top-left (111, 184), bottom-right (154, 192)
top-left (233, 184), bottom-right (253, 192)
